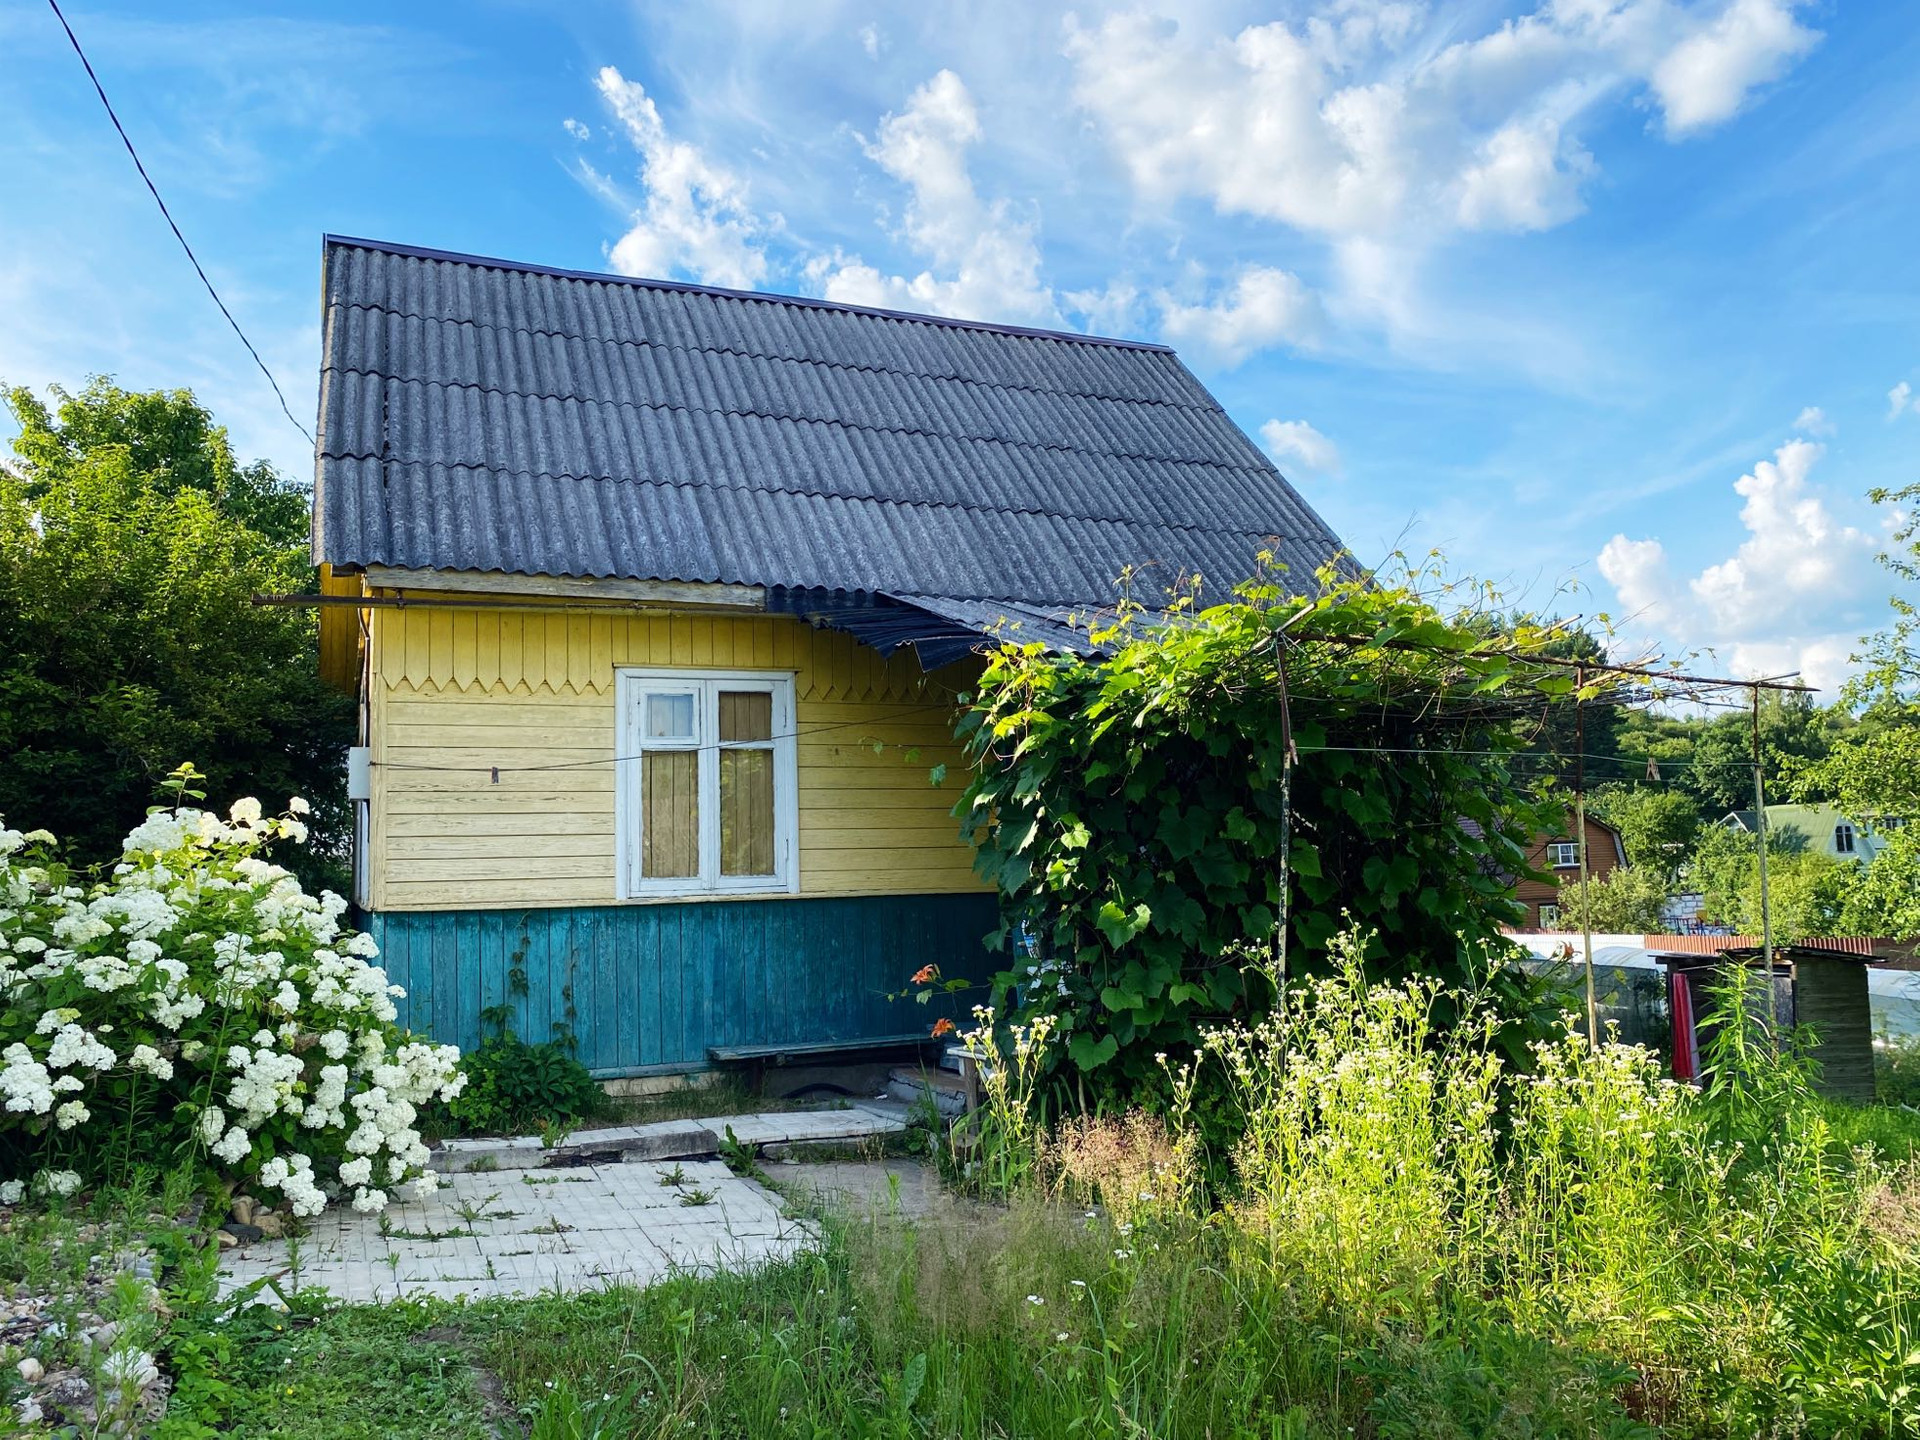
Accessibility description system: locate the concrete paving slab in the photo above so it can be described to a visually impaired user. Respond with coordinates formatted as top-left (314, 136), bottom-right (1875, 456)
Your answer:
top-left (219, 1158), bottom-right (812, 1304)
top-left (430, 1102), bottom-right (908, 1174)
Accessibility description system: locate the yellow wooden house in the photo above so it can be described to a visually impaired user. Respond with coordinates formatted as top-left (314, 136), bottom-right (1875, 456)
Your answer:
top-left (311, 237), bottom-right (1346, 1077)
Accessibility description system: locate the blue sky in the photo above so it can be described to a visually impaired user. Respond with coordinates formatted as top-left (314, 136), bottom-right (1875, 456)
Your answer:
top-left (3, 0), bottom-right (1915, 694)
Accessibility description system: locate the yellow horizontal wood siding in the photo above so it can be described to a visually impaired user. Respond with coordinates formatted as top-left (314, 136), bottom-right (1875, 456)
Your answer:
top-left (365, 605), bottom-right (986, 911)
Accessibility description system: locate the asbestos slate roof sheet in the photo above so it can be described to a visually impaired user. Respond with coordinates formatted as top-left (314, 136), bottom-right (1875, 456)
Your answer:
top-left (314, 237), bottom-right (1351, 607)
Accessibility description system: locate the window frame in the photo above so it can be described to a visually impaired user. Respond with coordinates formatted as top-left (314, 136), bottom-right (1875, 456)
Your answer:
top-left (1834, 823), bottom-right (1855, 854)
top-left (614, 668), bottom-right (799, 900)
top-left (1538, 903), bottom-right (1561, 929)
top-left (1547, 841), bottom-right (1580, 869)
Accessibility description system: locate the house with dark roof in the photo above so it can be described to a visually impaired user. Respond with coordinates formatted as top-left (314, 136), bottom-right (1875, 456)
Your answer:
top-left (311, 236), bottom-right (1351, 1077)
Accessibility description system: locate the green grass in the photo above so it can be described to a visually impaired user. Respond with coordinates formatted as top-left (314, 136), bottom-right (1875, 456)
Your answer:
top-left (1825, 1095), bottom-right (1920, 1163)
top-left (191, 1300), bottom-right (502, 1440)
top-left (18, 960), bottom-right (1906, 1438)
top-left (163, 1208), bottom-right (1672, 1440)
top-left (156, 962), bottom-right (1919, 1440)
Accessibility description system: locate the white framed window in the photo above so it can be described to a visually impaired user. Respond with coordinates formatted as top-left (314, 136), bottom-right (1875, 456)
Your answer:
top-left (1538, 904), bottom-right (1561, 929)
top-left (615, 670), bottom-right (798, 898)
top-left (1547, 841), bottom-right (1580, 869)
top-left (1834, 823), bottom-right (1855, 855)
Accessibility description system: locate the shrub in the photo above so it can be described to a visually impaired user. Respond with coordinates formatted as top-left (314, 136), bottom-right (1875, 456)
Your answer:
top-left (1877, 1031), bottom-right (1920, 1108)
top-left (0, 772), bottom-right (462, 1212)
top-left (956, 561), bottom-right (1630, 1109)
top-left (1551, 864), bottom-right (1672, 933)
top-left (449, 1032), bottom-right (604, 1137)
top-left (942, 930), bottom-right (1916, 1436)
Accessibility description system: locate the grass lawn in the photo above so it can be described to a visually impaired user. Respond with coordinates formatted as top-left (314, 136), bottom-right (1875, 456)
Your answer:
top-left (1826, 1094), bottom-right (1920, 1163)
top-left (176, 1211), bottom-right (1655, 1440)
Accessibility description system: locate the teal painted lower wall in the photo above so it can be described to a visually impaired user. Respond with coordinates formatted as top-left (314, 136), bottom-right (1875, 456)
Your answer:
top-left (366, 894), bottom-right (998, 1076)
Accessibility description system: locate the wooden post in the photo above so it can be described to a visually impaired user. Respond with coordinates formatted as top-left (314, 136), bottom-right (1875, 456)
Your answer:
top-left (1575, 671), bottom-right (1598, 1047)
top-left (1751, 688), bottom-right (1774, 973)
top-left (1271, 633), bottom-right (1298, 1015)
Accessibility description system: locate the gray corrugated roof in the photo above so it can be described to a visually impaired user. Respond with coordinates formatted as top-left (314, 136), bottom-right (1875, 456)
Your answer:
top-left (314, 237), bottom-right (1350, 606)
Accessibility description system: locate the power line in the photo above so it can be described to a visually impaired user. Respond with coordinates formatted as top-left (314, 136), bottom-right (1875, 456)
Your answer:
top-left (47, 0), bottom-right (315, 449)
top-left (370, 702), bottom-right (961, 775)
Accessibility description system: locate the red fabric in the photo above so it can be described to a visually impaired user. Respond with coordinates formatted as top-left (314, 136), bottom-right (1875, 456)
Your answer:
top-left (1670, 972), bottom-right (1698, 1082)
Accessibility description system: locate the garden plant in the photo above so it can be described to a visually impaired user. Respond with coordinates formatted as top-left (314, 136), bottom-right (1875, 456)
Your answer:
top-left (0, 765), bottom-right (463, 1214)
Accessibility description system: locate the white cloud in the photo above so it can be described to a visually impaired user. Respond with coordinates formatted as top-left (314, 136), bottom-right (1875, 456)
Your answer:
top-left (857, 23), bottom-right (881, 59)
top-left (1259, 419), bottom-right (1342, 478)
top-left (1061, 280), bottom-right (1143, 339)
top-left (1889, 380), bottom-right (1916, 419)
top-left (809, 70), bottom-right (1058, 325)
top-left (1455, 118), bottom-right (1595, 233)
top-left (1792, 404), bottom-right (1833, 436)
top-left (1159, 267), bottom-right (1321, 367)
top-left (1597, 435), bottom-right (1882, 692)
top-left (1650, 0), bottom-right (1820, 138)
top-left (594, 66), bottom-right (773, 290)
top-left (1065, 2), bottom-right (1821, 246)
top-left (562, 117), bottom-right (590, 142)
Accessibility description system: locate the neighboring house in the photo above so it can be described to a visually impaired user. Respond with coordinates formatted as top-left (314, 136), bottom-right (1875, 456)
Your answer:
top-left (309, 236), bottom-right (1350, 1077)
top-left (1721, 804), bottom-right (1890, 864)
top-left (1513, 813), bottom-right (1628, 929)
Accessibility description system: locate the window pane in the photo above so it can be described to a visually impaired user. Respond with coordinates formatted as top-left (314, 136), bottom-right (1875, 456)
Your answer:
top-left (641, 750), bottom-right (699, 878)
top-left (646, 693), bottom-right (695, 741)
top-left (720, 749), bottom-right (775, 876)
top-left (719, 690), bottom-right (773, 742)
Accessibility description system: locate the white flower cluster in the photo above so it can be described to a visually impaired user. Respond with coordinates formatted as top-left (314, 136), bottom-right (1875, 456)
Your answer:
top-left (0, 799), bottom-right (465, 1214)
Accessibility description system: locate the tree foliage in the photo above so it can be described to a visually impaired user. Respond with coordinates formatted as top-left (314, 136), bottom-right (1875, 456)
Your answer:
top-left (5, 377), bottom-right (308, 544)
top-left (1688, 824), bottom-right (1860, 941)
top-left (0, 380), bottom-right (351, 884)
top-left (956, 564), bottom-right (1623, 1101)
top-left (1551, 864), bottom-right (1671, 934)
top-left (1588, 784), bottom-right (1701, 881)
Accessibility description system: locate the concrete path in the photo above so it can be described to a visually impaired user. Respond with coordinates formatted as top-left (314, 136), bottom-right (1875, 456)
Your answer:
top-left (219, 1159), bottom-right (809, 1304)
top-left (431, 1101), bottom-right (909, 1174)
top-left (770, 1157), bottom-right (948, 1220)
top-left (219, 1106), bottom-right (909, 1304)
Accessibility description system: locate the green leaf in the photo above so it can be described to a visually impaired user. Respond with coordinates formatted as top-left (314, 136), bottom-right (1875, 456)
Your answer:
top-left (1067, 1032), bottom-right (1119, 1070)
top-left (1094, 899), bottom-right (1152, 948)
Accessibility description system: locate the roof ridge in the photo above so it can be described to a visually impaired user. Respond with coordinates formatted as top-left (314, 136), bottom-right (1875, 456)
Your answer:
top-left (321, 367), bottom-right (1279, 478)
top-left (326, 298), bottom-right (1220, 415)
top-left (319, 453), bottom-right (1328, 542)
top-left (323, 234), bottom-right (1177, 355)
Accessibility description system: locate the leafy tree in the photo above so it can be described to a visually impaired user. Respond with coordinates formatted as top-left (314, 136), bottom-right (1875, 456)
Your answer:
top-left (1484, 619), bottom-right (1626, 789)
top-left (1850, 479), bottom-right (1920, 706)
top-left (1781, 482), bottom-right (1920, 938)
top-left (5, 377), bottom-right (309, 545)
top-left (956, 563), bottom-right (1623, 1103)
top-left (1688, 824), bottom-right (1858, 941)
top-left (1615, 708), bottom-right (1700, 784)
top-left (0, 381), bottom-right (351, 885)
top-left (1552, 865), bottom-right (1670, 934)
top-left (1588, 784), bottom-right (1700, 881)
top-left (1840, 826), bottom-right (1920, 939)
top-left (1680, 693), bottom-right (1843, 815)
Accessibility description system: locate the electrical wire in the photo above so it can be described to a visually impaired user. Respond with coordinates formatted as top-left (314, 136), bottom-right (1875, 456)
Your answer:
top-left (47, 0), bottom-right (315, 449)
top-left (369, 701), bottom-right (962, 774)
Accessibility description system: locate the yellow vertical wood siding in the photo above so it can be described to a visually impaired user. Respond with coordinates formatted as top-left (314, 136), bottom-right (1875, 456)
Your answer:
top-left (365, 605), bottom-right (986, 911)
top-left (316, 565), bottom-right (366, 694)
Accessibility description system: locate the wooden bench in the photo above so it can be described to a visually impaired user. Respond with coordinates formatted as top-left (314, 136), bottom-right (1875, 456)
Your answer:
top-left (707, 1033), bottom-right (938, 1067)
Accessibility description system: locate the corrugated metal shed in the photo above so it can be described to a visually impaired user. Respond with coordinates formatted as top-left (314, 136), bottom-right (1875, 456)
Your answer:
top-left (314, 236), bottom-right (1350, 620)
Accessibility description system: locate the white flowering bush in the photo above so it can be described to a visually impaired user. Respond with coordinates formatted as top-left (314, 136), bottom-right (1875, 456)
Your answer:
top-left (0, 776), bottom-right (462, 1213)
